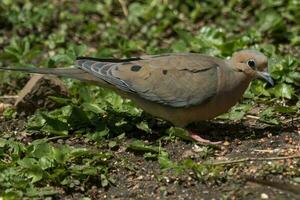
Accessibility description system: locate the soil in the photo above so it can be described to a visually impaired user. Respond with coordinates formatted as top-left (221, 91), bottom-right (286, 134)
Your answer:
top-left (95, 121), bottom-right (300, 200)
top-left (1, 115), bottom-right (299, 200)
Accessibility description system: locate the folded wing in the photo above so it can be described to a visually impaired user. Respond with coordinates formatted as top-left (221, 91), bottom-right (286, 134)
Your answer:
top-left (76, 53), bottom-right (220, 108)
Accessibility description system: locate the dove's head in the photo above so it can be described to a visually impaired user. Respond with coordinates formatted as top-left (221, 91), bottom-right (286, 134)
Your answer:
top-left (231, 50), bottom-right (273, 85)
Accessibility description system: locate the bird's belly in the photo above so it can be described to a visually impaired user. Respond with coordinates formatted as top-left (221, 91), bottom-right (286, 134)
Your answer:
top-left (126, 79), bottom-right (250, 127)
top-left (128, 94), bottom-right (236, 127)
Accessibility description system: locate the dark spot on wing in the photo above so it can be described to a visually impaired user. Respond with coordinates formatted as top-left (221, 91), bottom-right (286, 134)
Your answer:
top-left (131, 65), bottom-right (142, 72)
top-left (122, 62), bottom-right (133, 65)
top-left (162, 70), bottom-right (168, 75)
top-left (179, 63), bottom-right (219, 73)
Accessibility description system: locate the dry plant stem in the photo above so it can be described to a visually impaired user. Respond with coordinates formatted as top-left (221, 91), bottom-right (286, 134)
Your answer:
top-left (246, 114), bottom-right (300, 124)
top-left (283, 117), bottom-right (300, 124)
top-left (207, 154), bottom-right (300, 165)
top-left (245, 114), bottom-right (260, 120)
top-left (0, 95), bottom-right (19, 99)
top-left (118, 0), bottom-right (128, 16)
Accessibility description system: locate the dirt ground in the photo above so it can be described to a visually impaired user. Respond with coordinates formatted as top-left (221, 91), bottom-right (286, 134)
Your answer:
top-left (96, 121), bottom-right (300, 200)
top-left (1, 115), bottom-right (299, 200)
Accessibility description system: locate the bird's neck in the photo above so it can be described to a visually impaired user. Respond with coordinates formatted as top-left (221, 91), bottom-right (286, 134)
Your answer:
top-left (216, 67), bottom-right (252, 109)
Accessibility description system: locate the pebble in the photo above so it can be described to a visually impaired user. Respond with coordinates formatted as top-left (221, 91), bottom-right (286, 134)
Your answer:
top-left (261, 193), bottom-right (269, 199)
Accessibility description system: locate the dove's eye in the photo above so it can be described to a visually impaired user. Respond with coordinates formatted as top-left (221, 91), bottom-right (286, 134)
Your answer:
top-left (247, 59), bottom-right (256, 69)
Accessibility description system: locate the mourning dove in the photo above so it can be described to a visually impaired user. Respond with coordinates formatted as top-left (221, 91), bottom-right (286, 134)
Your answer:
top-left (0, 50), bottom-right (273, 144)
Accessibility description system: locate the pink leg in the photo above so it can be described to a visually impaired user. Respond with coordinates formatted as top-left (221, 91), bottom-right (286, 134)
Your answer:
top-left (189, 131), bottom-right (223, 145)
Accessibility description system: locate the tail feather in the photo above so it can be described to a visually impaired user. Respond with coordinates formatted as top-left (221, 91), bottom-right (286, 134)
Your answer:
top-left (0, 66), bottom-right (101, 83)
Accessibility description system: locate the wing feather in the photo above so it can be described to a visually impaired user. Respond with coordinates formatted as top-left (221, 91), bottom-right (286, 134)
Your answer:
top-left (76, 54), bottom-right (220, 108)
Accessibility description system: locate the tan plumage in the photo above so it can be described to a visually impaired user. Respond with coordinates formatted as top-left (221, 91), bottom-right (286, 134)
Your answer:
top-left (0, 50), bottom-right (273, 143)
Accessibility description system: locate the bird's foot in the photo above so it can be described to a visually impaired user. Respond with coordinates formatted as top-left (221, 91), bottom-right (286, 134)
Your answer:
top-left (188, 131), bottom-right (222, 145)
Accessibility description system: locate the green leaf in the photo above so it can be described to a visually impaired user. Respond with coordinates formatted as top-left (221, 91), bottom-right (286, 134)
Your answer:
top-left (82, 103), bottom-right (106, 114)
top-left (136, 121), bottom-right (152, 133)
top-left (41, 114), bottom-right (69, 136)
top-left (259, 107), bottom-right (279, 125)
top-left (2, 107), bottom-right (17, 119)
top-left (100, 174), bottom-right (109, 187)
top-left (127, 140), bottom-right (159, 153)
top-left (28, 140), bottom-right (52, 158)
top-left (257, 10), bottom-right (284, 32)
top-left (218, 104), bottom-right (251, 121)
top-left (17, 158), bottom-right (44, 183)
top-left (274, 106), bottom-right (297, 114)
top-left (86, 126), bottom-right (109, 141)
top-left (293, 177), bottom-right (300, 183)
top-left (158, 151), bottom-right (181, 172)
top-left (167, 127), bottom-right (192, 141)
top-left (26, 186), bottom-right (59, 197)
top-left (108, 141), bottom-right (117, 148)
top-left (48, 96), bottom-right (72, 105)
top-left (271, 83), bottom-right (294, 99)
top-left (27, 112), bottom-right (46, 130)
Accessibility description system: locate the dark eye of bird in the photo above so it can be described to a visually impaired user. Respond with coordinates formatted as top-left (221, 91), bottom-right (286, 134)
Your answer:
top-left (247, 59), bottom-right (256, 69)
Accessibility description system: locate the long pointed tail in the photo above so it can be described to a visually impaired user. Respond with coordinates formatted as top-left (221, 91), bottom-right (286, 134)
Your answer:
top-left (0, 66), bottom-right (101, 83)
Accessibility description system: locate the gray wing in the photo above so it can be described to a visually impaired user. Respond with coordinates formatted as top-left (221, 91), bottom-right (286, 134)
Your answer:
top-left (76, 53), bottom-right (220, 108)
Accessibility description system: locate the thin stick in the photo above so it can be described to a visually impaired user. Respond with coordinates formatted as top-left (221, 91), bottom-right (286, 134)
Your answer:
top-left (0, 95), bottom-right (19, 99)
top-left (283, 117), bottom-right (300, 124)
top-left (118, 0), bottom-right (128, 16)
top-left (245, 114), bottom-right (260, 120)
top-left (206, 154), bottom-right (300, 165)
top-left (253, 149), bottom-right (276, 153)
top-left (47, 135), bottom-right (69, 141)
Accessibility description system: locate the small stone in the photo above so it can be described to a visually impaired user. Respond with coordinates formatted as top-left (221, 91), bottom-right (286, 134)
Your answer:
top-left (261, 193), bottom-right (269, 199)
top-left (182, 150), bottom-right (195, 158)
top-left (164, 176), bottom-right (170, 183)
top-left (159, 186), bottom-right (167, 191)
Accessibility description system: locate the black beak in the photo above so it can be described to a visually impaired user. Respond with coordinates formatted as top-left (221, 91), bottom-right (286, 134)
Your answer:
top-left (257, 71), bottom-right (274, 86)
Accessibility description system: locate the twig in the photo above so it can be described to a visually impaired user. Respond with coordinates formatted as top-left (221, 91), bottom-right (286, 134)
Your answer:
top-left (118, 0), bottom-right (128, 17)
top-left (206, 154), bottom-right (300, 165)
top-left (283, 117), bottom-right (300, 124)
top-left (253, 149), bottom-right (276, 153)
top-left (0, 95), bottom-right (19, 99)
top-left (245, 114), bottom-right (260, 120)
top-left (47, 135), bottom-right (69, 141)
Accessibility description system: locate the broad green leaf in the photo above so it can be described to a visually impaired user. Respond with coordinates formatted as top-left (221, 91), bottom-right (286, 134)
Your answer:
top-left (271, 83), bottom-right (294, 99)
